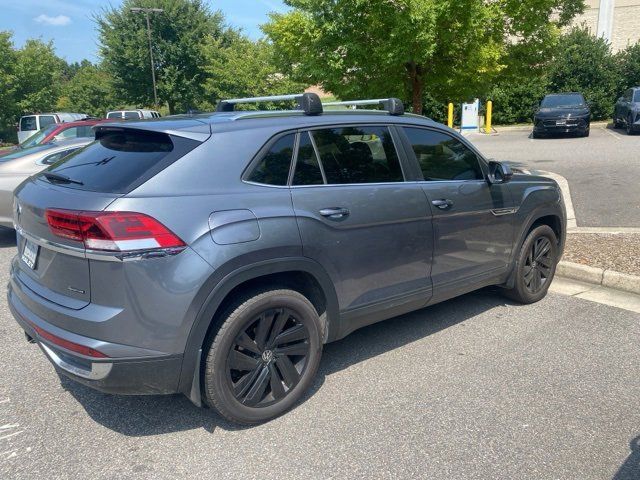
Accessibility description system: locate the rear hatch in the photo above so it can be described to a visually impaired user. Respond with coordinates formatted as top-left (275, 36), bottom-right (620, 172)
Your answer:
top-left (13, 124), bottom-right (207, 310)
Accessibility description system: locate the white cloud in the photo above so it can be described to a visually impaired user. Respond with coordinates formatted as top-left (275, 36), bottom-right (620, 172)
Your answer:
top-left (33, 14), bottom-right (71, 26)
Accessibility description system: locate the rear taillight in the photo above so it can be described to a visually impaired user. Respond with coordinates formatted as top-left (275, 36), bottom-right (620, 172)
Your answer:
top-left (45, 209), bottom-right (186, 252)
top-left (31, 323), bottom-right (108, 358)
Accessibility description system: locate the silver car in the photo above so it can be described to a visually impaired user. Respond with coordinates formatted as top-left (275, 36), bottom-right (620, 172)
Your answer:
top-left (0, 138), bottom-right (92, 228)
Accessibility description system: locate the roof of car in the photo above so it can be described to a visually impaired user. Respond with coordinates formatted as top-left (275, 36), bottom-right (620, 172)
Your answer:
top-left (96, 110), bottom-right (440, 139)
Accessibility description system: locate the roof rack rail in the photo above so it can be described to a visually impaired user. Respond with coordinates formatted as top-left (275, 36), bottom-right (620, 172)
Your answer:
top-left (322, 98), bottom-right (405, 116)
top-left (216, 93), bottom-right (323, 116)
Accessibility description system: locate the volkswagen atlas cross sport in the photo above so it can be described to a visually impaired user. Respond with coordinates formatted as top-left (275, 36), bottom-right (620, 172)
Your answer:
top-left (9, 93), bottom-right (565, 424)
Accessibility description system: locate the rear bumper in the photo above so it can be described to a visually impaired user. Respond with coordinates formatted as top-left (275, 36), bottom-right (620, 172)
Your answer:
top-left (8, 279), bottom-right (183, 396)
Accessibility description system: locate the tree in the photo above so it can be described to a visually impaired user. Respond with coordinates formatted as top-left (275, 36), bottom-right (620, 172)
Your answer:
top-left (617, 42), bottom-right (640, 92)
top-left (201, 35), bottom-right (306, 110)
top-left (96, 0), bottom-right (232, 114)
top-left (263, 0), bottom-right (585, 114)
top-left (0, 31), bottom-right (17, 142)
top-left (13, 38), bottom-right (64, 114)
top-left (549, 27), bottom-right (620, 119)
top-left (57, 64), bottom-right (115, 117)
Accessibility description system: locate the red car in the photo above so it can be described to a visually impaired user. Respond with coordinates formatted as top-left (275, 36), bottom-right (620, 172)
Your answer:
top-left (18, 119), bottom-right (108, 149)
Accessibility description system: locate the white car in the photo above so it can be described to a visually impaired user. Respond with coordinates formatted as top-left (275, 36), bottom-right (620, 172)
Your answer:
top-left (106, 110), bottom-right (161, 120)
top-left (17, 113), bottom-right (87, 143)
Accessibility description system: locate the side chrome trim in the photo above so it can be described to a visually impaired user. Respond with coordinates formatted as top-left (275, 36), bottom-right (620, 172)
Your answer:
top-left (491, 207), bottom-right (519, 217)
top-left (16, 225), bottom-right (185, 262)
top-left (41, 343), bottom-right (113, 380)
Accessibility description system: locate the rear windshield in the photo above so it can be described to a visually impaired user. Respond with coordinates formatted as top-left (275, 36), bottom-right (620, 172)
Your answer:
top-left (106, 112), bottom-right (121, 119)
top-left (541, 94), bottom-right (585, 108)
top-left (42, 130), bottom-right (200, 194)
top-left (124, 111), bottom-right (141, 119)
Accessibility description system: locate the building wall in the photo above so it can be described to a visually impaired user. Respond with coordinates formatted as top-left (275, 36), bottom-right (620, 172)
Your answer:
top-left (571, 0), bottom-right (640, 51)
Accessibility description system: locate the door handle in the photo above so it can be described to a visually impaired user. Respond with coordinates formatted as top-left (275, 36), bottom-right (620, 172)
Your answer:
top-left (432, 199), bottom-right (454, 210)
top-left (319, 207), bottom-right (350, 220)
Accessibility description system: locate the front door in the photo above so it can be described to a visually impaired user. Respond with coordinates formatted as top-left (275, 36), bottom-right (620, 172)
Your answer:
top-left (400, 126), bottom-right (515, 294)
top-left (290, 125), bottom-right (433, 313)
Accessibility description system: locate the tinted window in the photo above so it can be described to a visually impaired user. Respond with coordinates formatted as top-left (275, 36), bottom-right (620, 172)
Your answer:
top-left (124, 111), bottom-right (140, 119)
top-left (43, 130), bottom-right (199, 193)
top-left (39, 116), bottom-right (57, 129)
top-left (310, 126), bottom-right (403, 184)
top-left (1, 144), bottom-right (54, 160)
top-left (404, 128), bottom-right (484, 181)
top-left (20, 116), bottom-right (37, 131)
top-left (247, 134), bottom-right (295, 186)
top-left (107, 112), bottom-right (120, 119)
top-left (541, 94), bottom-right (585, 108)
top-left (634, 91), bottom-right (640, 103)
top-left (293, 133), bottom-right (324, 185)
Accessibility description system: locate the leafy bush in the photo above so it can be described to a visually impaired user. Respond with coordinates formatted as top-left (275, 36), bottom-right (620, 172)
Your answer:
top-left (489, 75), bottom-right (550, 124)
top-left (616, 42), bottom-right (640, 91)
top-left (548, 27), bottom-right (620, 120)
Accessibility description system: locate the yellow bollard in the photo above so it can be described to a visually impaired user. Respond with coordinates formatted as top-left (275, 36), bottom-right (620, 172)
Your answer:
top-left (485, 100), bottom-right (492, 134)
top-left (447, 103), bottom-right (454, 128)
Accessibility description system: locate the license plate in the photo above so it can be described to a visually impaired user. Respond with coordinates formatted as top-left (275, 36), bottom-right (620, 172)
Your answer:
top-left (21, 239), bottom-right (39, 270)
top-left (556, 120), bottom-right (567, 126)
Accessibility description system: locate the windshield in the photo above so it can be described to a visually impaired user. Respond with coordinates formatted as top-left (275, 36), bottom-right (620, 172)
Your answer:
top-left (20, 125), bottom-right (58, 148)
top-left (20, 116), bottom-right (37, 131)
top-left (0, 144), bottom-right (55, 161)
top-left (541, 94), bottom-right (586, 108)
top-left (635, 91), bottom-right (640, 103)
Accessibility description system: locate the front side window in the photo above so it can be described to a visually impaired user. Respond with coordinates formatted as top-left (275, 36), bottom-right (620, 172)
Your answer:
top-left (55, 127), bottom-right (79, 140)
top-left (309, 126), bottom-right (403, 184)
top-left (634, 90), bottom-right (640, 103)
top-left (403, 128), bottom-right (484, 181)
top-left (247, 134), bottom-right (295, 186)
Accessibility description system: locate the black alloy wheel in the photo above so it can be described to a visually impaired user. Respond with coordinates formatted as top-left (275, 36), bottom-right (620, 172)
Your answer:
top-left (226, 307), bottom-right (310, 407)
top-left (523, 236), bottom-right (553, 294)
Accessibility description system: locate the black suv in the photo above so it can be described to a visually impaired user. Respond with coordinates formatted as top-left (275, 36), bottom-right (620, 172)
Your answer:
top-left (533, 93), bottom-right (591, 138)
top-left (9, 94), bottom-right (565, 424)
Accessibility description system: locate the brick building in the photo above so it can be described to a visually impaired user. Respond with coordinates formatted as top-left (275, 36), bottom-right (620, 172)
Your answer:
top-left (571, 0), bottom-right (640, 51)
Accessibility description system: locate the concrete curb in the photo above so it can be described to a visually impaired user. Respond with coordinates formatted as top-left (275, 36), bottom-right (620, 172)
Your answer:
top-left (557, 261), bottom-right (640, 296)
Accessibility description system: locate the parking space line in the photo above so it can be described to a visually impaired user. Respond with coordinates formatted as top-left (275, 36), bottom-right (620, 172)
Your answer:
top-left (602, 127), bottom-right (622, 140)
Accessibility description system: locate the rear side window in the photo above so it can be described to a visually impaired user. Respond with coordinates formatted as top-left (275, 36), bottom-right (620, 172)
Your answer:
top-left (634, 91), bottom-right (640, 103)
top-left (293, 133), bottom-right (324, 185)
top-left (247, 134), bottom-right (295, 186)
top-left (107, 112), bottom-right (120, 119)
top-left (20, 116), bottom-right (37, 131)
top-left (43, 130), bottom-right (200, 194)
top-left (403, 128), bottom-right (484, 181)
top-left (310, 126), bottom-right (403, 184)
top-left (124, 111), bottom-right (141, 119)
top-left (39, 116), bottom-right (56, 129)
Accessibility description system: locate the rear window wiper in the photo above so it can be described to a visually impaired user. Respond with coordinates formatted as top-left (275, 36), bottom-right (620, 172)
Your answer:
top-left (41, 172), bottom-right (84, 186)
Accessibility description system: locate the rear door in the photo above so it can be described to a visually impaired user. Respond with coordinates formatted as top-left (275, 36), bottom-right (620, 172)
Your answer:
top-left (399, 126), bottom-right (515, 294)
top-left (290, 124), bottom-right (433, 313)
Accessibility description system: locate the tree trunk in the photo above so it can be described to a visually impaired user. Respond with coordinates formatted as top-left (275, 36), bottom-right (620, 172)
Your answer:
top-left (406, 61), bottom-right (424, 115)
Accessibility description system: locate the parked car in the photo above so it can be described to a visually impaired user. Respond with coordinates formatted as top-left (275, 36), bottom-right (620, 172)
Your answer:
top-left (8, 94), bottom-right (565, 425)
top-left (533, 93), bottom-right (591, 138)
top-left (106, 109), bottom-right (161, 120)
top-left (18, 113), bottom-right (87, 143)
top-left (0, 138), bottom-right (91, 228)
top-left (7, 119), bottom-right (103, 154)
top-left (613, 87), bottom-right (640, 135)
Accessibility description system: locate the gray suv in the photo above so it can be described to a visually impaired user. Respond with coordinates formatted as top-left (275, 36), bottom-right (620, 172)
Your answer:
top-left (613, 87), bottom-right (640, 135)
top-left (8, 94), bottom-right (565, 424)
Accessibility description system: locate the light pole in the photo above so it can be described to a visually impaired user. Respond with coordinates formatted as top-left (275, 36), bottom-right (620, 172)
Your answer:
top-left (130, 7), bottom-right (164, 107)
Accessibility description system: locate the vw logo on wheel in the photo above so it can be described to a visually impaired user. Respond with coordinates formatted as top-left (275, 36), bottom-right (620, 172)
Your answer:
top-left (261, 350), bottom-right (274, 363)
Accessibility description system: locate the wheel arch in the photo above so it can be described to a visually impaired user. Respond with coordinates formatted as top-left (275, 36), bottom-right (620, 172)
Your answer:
top-left (177, 257), bottom-right (339, 404)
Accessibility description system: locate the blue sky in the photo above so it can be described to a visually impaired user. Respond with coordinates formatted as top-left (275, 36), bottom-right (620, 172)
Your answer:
top-left (0, 0), bottom-right (289, 63)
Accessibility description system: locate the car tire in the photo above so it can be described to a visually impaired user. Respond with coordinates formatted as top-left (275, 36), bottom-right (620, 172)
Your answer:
top-left (627, 116), bottom-right (636, 135)
top-left (503, 225), bottom-right (559, 304)
top-left (583, 128), bottom-right (590, 137)
top-left (203, 288), bottom-right (323, 425)
top-left (613, 118), bottom-right (622, 129)
top-left (532, 131), bottom-right (540, 139)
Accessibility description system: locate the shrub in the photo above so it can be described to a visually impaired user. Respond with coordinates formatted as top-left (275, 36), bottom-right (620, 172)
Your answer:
top-left (616, 42), bottom-right (640, 91)
top-left (488, 75), bottom-right (550, 124)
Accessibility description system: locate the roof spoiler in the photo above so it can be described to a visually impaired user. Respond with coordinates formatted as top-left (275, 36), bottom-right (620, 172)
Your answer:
top-left (216, 93), bottom-right (323, 116)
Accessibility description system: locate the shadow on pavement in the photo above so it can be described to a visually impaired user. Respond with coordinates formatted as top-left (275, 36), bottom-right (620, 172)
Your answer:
top-left (60, 288), bottom-right (517, 435)
top-left (613, 436), bottom-right (640, 480)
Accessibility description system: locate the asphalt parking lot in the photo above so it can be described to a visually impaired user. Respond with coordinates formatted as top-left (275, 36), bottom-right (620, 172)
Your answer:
top-left (470, 125), bottom-right (640, 227)
top-left (0, 228), bottom-right (639, 479)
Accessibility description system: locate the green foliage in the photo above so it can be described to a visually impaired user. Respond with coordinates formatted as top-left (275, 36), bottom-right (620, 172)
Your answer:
top-left (96, 0), bottom-right (229, 113)
top-left (57, 64), bottom-right (115, 117)
top-left (548, 27), bottom-right (620, 119)
top-left (489, 75), bottom-right (550, 124)
top-left (0, 31), bottom-right (17, 142)
top-left (263, 0), bottom-right (585, 114)
top-left (200, 36), bottom-right (305, 110)
top-left (616, 42), bottom-right (640, 91)
top-left (13, 39), bottom-right (64, 114)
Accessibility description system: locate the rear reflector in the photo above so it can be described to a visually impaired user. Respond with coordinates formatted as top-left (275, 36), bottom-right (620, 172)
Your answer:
top-left (45, 209), bottom-right (186, 252)
top-left (31, 323), bottom-right (109, 358)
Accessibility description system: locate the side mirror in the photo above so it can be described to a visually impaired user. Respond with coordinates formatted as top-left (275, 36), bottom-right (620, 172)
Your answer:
top-left (488, 160), bottom-right (513, 184)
